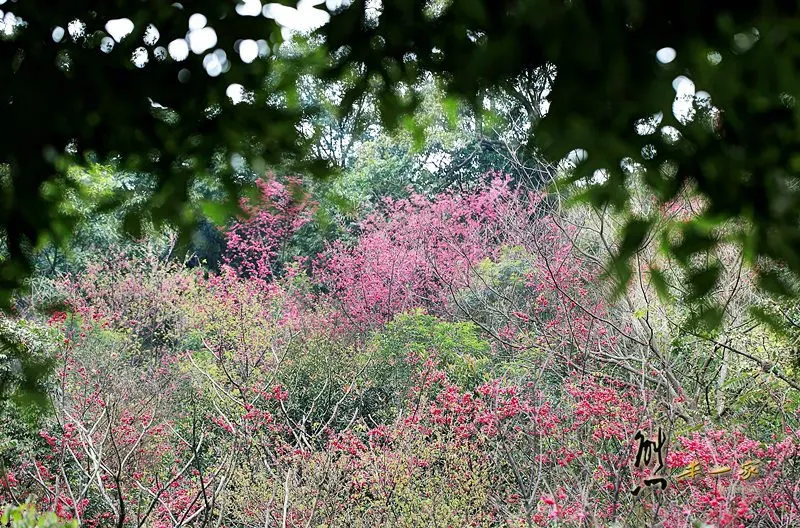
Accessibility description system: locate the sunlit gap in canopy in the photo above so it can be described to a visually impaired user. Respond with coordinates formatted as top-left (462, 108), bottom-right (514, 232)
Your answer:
top-left (28, 1), bottom-right (350, 80)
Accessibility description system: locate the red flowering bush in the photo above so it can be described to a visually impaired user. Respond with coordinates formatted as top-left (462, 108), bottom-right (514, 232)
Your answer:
top-left (315, 174), bottom-right (519, 328)
top-left (223, 176), bottom-right (316, 282)
top-left (2, 176), bottom-right (799, 527)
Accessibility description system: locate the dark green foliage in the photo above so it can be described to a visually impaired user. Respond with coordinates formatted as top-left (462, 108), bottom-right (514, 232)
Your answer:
top-left (609, 217), bottom-right (654, 296)
top-left (0, 1), bottom-right (318, 301)
top-left (3, 0), bottom-right (800, 311)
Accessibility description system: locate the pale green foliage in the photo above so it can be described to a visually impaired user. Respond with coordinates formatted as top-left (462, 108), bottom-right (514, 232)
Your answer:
top-left (0, 317), bottom-right (57, 410)
top-left (367, 310), bottom-right (491, 418)
top-left (0, 503), bottom-right (76, 528)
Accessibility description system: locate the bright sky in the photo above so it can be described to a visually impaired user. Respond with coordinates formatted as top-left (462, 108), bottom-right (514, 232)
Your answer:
top-left (91, 1), bottom-right (348, 75)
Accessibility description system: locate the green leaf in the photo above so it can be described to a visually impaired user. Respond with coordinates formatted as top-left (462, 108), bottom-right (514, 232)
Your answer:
top-left (757, 269), bottom-right (796, 298)
top-left (200, 200), bottom-right (234, 226)
top-left (649, 267), bottom-right (673, 301)
top-left (619, 218), bottom-right (653, 259)
top-left (122, 210), bottom-right (143, 240)
top-left (749, 305), bottom-right (789, 337)
top-left (687, 264), bottom-right (722, 302)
